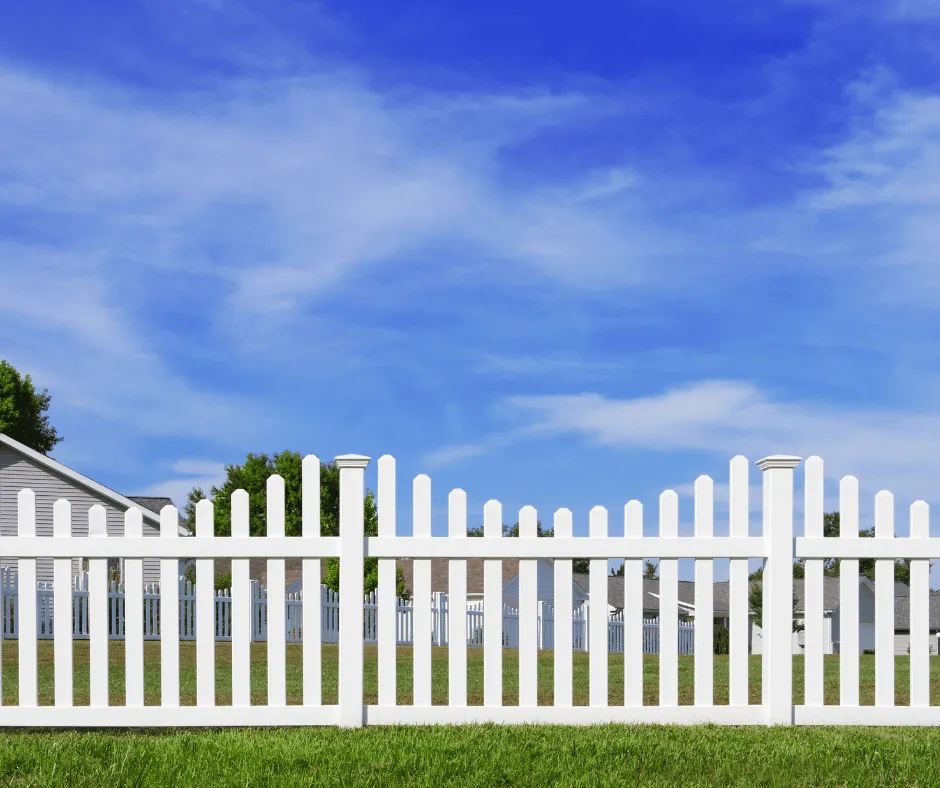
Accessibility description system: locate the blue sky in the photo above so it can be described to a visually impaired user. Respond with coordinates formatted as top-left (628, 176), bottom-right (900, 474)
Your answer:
top-left (2, 1), bottom-right (940, 579)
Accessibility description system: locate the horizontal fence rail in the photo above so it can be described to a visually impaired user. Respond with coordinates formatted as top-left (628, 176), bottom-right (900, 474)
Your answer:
top-left (0, 452), bottom-right (936, 728)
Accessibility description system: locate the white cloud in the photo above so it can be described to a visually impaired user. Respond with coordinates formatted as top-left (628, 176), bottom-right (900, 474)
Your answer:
top-left (504, 380), bottom-right (940, 506)
top-left (137, 459), bottom-right (228, 510)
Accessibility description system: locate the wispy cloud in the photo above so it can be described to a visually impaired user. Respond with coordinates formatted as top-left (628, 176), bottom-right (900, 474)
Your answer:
top-left (503, 380), bottom-right (940, 505)
top-left (137, 459), bottom-right (228, 510)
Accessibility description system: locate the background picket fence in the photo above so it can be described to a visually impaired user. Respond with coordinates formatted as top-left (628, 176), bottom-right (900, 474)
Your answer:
top-left (0, 452), bottom-right (936, 728)
top-left (0, 569), bottom-right (693, 653)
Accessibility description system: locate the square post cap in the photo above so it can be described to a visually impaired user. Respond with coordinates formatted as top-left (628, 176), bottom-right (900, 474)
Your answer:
top-left (756, 455), bottom-right (802, 471)
top-left (334, 454), bottom-right (371, 469)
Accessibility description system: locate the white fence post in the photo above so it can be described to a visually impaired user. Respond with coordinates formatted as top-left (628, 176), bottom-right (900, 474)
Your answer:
top-left (757, 454), bottom-right (801, 726)
top-left (337, 454), bottom-right (370, 727)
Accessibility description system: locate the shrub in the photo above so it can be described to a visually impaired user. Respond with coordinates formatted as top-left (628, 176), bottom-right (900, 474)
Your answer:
top-left (714, 625), bottom-right (730, 655)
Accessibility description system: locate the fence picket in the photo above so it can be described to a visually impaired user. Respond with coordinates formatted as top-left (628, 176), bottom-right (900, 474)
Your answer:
top-left (17, 490), bottom-right (37, 708)
top-left (448, 489), bottom-right (468, 707)
top-left (910, 501), bottom-right (930, 707)
top-left (624, 501), bottom-right (643, 706)
top-left (518, 505), bottom-right (538, 707)
top-left (729, 456), bottom-right (750, 707)
top-left (53, 500), bottom-right (72, 707)
top-left (659, 491), bottom-right (679, 706)
top-left (694, 476), bottom-right (714, 706)
top-left (337, 455), bottom-right (368, 727)
top-left (377, 456), bottom-right (396, 708)
top-left (483, 499), bottom-right (502, 707)
top-left (232, 490), bottom-right (251, 708)
top-left (301, 456), bottom-right (322, 707)
top-left (803, 456), bottom-right (824, 706)
top-left (839, 476), bottom-right (860, 706)
top-left (124, 508), bottom-right (144, 707)
top-left (412, 475), bottom-right (432, 707)
top-left (589, 506), bottom-right (608, 707)
top-left (267, 475), bottom-right (286, 707)
top-left (874, 491), bottom-right (894, 707)
top-left (89, 505), bottom-right (108, 708)
top-left (195, 499), bottom-right (215, 707)
top-left (553, 508), bottom-right (573, 707)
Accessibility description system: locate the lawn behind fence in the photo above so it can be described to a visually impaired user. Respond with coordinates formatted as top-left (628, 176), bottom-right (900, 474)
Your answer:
top-left (2, 642), bottom-right (940, 706)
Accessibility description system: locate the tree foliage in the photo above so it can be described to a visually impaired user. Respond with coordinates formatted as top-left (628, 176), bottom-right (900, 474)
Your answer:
top-left (609, 559), bottom-right (659, 579)
top-left (185, 451), bottom-right (407, 597)
top-left (0, 360), bottom-right (62, 454)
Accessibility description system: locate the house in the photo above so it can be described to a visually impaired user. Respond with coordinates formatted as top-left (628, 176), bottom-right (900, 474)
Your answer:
top-left (0, 433), bottom-right (188, 584)
top-left (399, 557), bottom-right (589, 606)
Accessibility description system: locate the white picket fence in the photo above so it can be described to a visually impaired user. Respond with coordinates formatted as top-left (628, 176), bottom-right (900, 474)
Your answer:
top-left (0, 453), bottom-right (936, 727)
top-left (0, 569), bottom-right (693, 653)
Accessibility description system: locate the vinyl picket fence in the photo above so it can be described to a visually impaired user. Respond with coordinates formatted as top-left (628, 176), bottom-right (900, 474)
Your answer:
top-left (0, 569), bottom-right (694, 653)
top-left (0, 453), bottom-right (936, 727)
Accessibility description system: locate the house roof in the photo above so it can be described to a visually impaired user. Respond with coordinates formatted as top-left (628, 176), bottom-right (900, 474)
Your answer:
top-left (893, 595), bottom-right (940, 630)
top-left (399, 558), bottom-right (521, 596)
top-left (572, 572), bottom-right (913, 617)
top-left (127, 497), bottom-right (175, 515)
top-left (0, 433), bottom-right (189, 536)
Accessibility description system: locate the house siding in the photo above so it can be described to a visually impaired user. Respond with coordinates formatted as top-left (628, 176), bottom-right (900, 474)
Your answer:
top-left (0, 445), bottom-right (162, 584)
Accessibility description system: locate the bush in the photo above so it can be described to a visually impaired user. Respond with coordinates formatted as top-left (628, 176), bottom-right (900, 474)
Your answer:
top-left (863, 648), bottom-right (875, 655)
top-left (714, 625), bottom-right (730, 655)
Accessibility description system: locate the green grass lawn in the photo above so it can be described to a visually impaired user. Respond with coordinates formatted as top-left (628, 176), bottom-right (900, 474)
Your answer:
top-left (3, 646), bottom-right (940, 786)
top-left (1, 724), bottom-right (940, 787)
top-left (1, 642), bottom-right (939, 706)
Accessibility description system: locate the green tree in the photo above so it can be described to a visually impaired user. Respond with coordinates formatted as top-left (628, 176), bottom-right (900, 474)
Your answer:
top-left (0, 360), bottom-right (62, 454)
top-left (793, 512), bottom-right (928, 584)
top-left (187, 451), bottom-right (407, 598)
top-left (468, 519), bottom-right (589, 573)
top-left (609, 559), bottom-right (658, 578)
top-left (748, 582), bottom-right (803, 632)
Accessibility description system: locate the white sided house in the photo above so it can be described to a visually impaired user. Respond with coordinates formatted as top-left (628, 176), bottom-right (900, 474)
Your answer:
top-left (0, 433), bottom-right (188, 584)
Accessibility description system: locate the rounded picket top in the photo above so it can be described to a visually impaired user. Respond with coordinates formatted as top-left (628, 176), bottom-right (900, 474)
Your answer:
top-left (89, 504), bottom-right (108, 537)
top-left (124, 505), bottom-right (144, 538)
top-left (231, 488), bottom-right (249, 505)
top-left (448, 487), bottom-right (467, 503)
top-left (519, 505), bottom-right (538, 537)
top-left (804, 455), bottom-right (823, 472)
top-left (17, 488), bottom-right (36, 535)
top-left (553, 507), bottom-right (573, 538)
top-left (303, 453), bottom-right (321, 467)
top-left (53, 499), bottom-right (72, 538)
top-left (624, 500), bottom-right (643, 537)
top-left (875, 490), bottom-right (895, 537)
top-left (195, 498), bottom-right (214, 537)
top-left (267, 473), bottom-right (285, 493)
top-left (377, 454), bottom-right (395, 469)
top-left (695, 474), bottom-right (713, 489)
top-left (160, 504), bottom-right (180, 537)
top-left (483, 499), bottom-right (502, 537)
top-left (659, 489), bottom-right (678, 505)
top-left (911, 500), bottom-right (930, 539)
top-left (589, 505), bottom-right (608, 537)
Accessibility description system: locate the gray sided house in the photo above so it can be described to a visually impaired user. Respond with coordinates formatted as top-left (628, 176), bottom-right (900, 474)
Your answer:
top-left (0, 433), bottom-right (188, 585)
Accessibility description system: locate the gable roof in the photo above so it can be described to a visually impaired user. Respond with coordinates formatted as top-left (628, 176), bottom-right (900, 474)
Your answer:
top-left (0, 433), bottom-right (188, 536)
